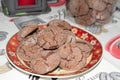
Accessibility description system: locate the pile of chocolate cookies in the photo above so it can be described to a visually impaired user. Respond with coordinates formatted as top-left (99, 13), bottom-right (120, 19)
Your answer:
top-left (66, 0), bottom-right (116, 26)
top-left (17, 19), bottom-right (93, 74)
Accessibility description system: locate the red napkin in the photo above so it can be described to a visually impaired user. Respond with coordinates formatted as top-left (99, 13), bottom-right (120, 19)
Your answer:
top-left (105, 35), bottom-right (120, 59)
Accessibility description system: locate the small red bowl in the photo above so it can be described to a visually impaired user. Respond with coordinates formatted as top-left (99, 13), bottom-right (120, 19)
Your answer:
top-left (48, 0), bottom-right (66, 7)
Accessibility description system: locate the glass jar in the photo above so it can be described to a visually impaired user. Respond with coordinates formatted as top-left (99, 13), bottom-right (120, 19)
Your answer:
top-left (66, 0), bottom-right (117, 26)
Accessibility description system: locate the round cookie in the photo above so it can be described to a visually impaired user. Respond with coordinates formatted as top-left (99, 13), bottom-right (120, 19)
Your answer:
top-left (58, 42), bottom-right (87, 71)
top-left (30, 50), bottom-right (61, 74)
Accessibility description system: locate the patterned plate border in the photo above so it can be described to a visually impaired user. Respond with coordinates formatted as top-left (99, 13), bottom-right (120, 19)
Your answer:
top-left (5, 25), bottom-right (103, 78)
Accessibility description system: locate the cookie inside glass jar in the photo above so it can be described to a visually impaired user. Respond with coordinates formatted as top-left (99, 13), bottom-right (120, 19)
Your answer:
top-left (66, 0), bottom-right (117, 26)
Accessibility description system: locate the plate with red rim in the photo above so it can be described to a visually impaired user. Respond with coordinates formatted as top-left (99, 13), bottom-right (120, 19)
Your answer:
top-left (105, 34), bottom-right (120, 59)
top-left (5, 25), bottom-right (103, 78)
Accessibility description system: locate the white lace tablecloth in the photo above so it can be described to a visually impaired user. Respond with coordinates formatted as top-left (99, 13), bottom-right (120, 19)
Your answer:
top-left (0, 3), bottom-right (120, 80)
